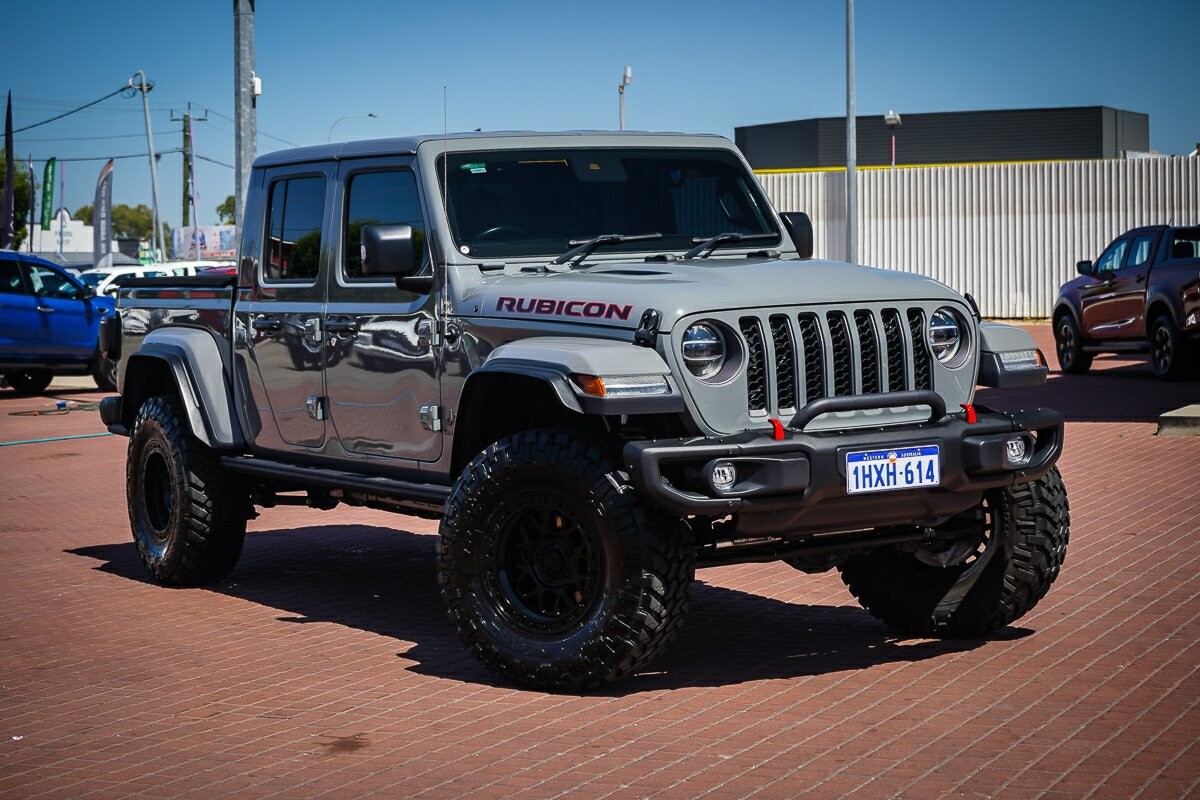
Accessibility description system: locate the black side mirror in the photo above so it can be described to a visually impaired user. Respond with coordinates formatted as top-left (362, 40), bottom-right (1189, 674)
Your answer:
top-left (361, 224), bottom-right (417, 278)
top-left (780, 212), bottom-right (814, 259)
top-left (1075, 260), bottom-right (1093, 276)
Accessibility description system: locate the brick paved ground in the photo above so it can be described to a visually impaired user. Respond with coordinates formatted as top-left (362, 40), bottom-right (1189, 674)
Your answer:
top-left (1, 326), bottom-right (1197, 800)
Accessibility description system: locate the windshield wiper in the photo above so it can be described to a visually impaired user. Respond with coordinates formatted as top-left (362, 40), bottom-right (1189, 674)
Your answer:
top-left (684, 232), bottom-right (777, 260)
top-left (550, 232), bottom-right (663, 268)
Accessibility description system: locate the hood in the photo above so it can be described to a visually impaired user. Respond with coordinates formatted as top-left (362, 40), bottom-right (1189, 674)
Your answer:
top-left (458, 257), bottom-right (963, 330)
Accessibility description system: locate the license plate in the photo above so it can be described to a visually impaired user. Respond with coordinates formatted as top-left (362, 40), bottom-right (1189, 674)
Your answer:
top-left (845, 445), bottom-right (941, 494)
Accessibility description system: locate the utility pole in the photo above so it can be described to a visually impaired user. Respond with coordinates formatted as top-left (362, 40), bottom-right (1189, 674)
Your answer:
top-left (233, 0), bottom-right (257, 230)
top-left (172, 103), bottom-right (207, 257)
top-left (845, 0), bottom-right (857, 264)
top-left (134, 70), bottom-right (163, 261)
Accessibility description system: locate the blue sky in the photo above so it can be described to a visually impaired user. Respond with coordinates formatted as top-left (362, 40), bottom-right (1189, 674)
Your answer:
top-left (3, 0), bottom-right (1197, 230)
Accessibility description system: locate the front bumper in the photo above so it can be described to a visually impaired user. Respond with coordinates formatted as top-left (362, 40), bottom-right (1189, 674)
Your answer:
top-left (623, 405), bottom-right (1063, 536)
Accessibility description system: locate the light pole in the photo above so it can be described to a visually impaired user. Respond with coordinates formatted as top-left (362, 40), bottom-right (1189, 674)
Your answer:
top-left (884, 110), bottom-right (902, 168)
top-left (328, 112), bottom-right (378, 143)
top-left (845, 0), bottom-right (856, 264)
top-left (618, 66), bottom-right (632, 130)
top-left (133, 70), bottom-right (163, 261)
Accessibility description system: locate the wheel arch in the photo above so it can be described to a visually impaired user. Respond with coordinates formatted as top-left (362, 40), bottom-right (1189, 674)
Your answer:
top-left (121, 329), bottom-right (244, 448)
top-left (1145, 295), bottom-right (1180, 329)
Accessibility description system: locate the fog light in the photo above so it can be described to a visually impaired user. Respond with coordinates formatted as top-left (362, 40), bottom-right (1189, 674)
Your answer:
top-left (1005, 437), bottom-right (1028, 465)
top-left (711, 461), bottom-right (738, 492)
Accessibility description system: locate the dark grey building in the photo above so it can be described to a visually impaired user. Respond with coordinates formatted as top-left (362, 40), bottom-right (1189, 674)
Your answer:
top-left (735, 106), bottom-right (1150, 170)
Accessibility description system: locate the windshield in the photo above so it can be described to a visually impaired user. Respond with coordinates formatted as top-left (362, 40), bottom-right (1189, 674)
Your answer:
top-left (438, 148), bottom-right (781, 259)
top-left (78, 273), bottom-right (105, 288)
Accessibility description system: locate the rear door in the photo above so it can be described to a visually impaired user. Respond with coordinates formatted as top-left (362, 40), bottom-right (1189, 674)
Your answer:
top-left (323, 158), bottom-right (442, 462)
top-left (243, 165), bottom-right (334, 450)
top-left (0, 256), bottom-right (40, 358)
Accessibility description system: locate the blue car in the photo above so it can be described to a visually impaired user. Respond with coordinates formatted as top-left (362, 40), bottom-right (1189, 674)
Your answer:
top-left (0, 251), bottom-right (117, 393)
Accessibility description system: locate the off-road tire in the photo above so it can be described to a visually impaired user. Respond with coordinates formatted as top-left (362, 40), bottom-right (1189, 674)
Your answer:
top-left (438, 428), bottom-right (694, 691)
top-left (127, 394), bottom-right (248, 585)
top-left (1054, 314), bottom-right (1092, 374)
top-left (91, 352), bottom-right (118, 392)
top-left (1149, 314), bottom-right (1189, 380)
top-left (839, 467), bottom-right (1070, 636)
top-left (4, 369), bottom-right (53, 394)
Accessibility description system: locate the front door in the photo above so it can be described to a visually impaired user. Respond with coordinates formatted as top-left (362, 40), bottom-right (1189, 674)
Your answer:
top-left (1080, 235), bottom-right (1131, 340)
top-left (25, 262), bottom-right (99, 359)
top-left (324, 159), bottom-right (442, 462)
top-left (244, 166), bottom-right (333, 449)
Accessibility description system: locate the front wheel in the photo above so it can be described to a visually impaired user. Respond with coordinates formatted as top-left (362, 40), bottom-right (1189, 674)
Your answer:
top-left (438, 429), bottom-right (694, 690)
top-left (839, 467), bottom-right (1070, 636)
top-left (1054, 315), bottom-right (1092, 374)
top-left (127, 394), bottom-right (249, 585)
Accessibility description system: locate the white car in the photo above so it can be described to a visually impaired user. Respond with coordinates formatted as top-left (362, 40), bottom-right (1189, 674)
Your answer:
top-left (77, 265), bottom-right (171, 296)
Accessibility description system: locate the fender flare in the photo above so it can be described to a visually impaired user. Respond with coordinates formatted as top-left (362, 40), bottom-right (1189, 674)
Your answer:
top-left (123, 328), bottom-right (244, 448)
top-left (464, 337), bottom-right (687, 416)
top-left (1144, 291), bottom-right (1181, 327)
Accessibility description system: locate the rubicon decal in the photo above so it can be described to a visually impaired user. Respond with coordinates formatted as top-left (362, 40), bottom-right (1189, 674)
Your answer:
top-left (496, 296), bottom-right (633, 321)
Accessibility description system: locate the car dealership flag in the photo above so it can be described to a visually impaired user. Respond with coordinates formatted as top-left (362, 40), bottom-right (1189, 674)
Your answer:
top-left (93, 159), bottom-right (114, 269)
top-left (27, 156), bottom-right (35, 252)
top-left (40, 158), bottom-right (55, 230)
top-left (0, 91), bottom-right (14, 249)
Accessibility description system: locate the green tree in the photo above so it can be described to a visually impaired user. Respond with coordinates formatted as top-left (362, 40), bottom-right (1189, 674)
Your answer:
top-left (0, 158), bottom-right (33, 249)
top-left (74, 204), bottom-right (93, 224)
top-left (216, 195), bottom-right (235, 225)
top-left (111, 203), bottom-right (155, 240)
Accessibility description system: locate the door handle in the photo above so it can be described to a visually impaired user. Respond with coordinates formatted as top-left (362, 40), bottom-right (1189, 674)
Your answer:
top-left (36, 305), bottom-right (54, 313)
top-left (252, 315), bottom-right (282, 333)
top-left (324, 317), bottom-right (358, 334)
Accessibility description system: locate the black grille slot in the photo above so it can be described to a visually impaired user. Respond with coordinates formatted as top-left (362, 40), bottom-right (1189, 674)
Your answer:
top-left (881, 308), bottom-right (908, 392)
top-left (769, 315), bottom-right (796, 409)
top-left (796, 313), bottom-right (825, 403)
top-left (827, 312), bottom-right (855, 396)
top-left (740, 317), bottom-right (768, 413)
top-left (854, 310), bottom-right (881, 394)
top-left (907, 308), bottom-right (933, 391)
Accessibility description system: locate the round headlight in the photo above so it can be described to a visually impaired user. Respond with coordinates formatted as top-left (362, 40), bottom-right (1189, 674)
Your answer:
top-left (927, 307), bottom-right (964, 364)
top-left (682, 322), bottom-right (726, 379)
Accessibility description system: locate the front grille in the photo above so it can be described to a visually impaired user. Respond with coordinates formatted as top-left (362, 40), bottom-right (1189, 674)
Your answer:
top-left (737, 306), bottom-right (935, 418)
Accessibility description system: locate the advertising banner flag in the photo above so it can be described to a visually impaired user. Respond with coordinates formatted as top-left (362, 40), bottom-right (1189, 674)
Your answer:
top-left (171, 225), bottom-right (238, 260)
top-left (40, 158), bottom-right (55, 230)
top-left (1, 91), bottom-right (14, 249)
top-left (93, 159), bottom-right (114, 269)
top-left (27, 156), bottom-right (35, 252)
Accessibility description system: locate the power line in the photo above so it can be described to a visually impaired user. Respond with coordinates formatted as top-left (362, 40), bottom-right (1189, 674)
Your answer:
top-left (19, 130), bottom-right (181, 143)
top-left (14, 86), bottom-right (135, 133)
top-left (27, 149), bottom-right (185, 163)
top-left (193, 153), bottom-right (235, 169)
top-left (202, 105), bottom-right (299, 147)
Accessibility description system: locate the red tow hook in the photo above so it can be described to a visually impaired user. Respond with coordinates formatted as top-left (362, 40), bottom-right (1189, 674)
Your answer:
top-left (768, 418), bottom-right (786, 440)
top-left (960, 403), bottom-right (977, 424)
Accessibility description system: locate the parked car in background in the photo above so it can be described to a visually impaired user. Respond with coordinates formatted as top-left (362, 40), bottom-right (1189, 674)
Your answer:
top-left (1054, 225), bottom-right (1200, 380)
top-left (78, 265), bottom-right (171, 297)
top-left (0, 252), bottom-right (117, 392)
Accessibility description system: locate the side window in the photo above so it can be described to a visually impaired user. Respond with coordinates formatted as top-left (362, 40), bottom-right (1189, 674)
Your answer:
top-left (1123, 235), bottom-right (1155, 270)
top-left (28, 265), bottom-right (82, 300)
top-left (343, 170), bottom-right (427, 279)
top-left (1094, 238), bottom-right (1128, 273)
top-left (1168, 228), bottom-right (1200, 261)
top-left (264, 176), bottom-right (326, 282)
top-left (0, 260), bottom-right (24, 294)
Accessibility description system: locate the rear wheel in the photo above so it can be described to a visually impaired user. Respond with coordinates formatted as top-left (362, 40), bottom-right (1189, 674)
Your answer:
top-left (438, 428), bottom-right (694, 690)
top-left (91, 353), bottom-right (118, 392)
top-left (1149, 314), bottom-right (1189, 380)
top-left (127, 394), bottom-right (249, 585)
top-left (3, 369), bottom-right (53, 394)
top-left (1054, 314), bottom-right (1092, 374)
top-left (839, 467), bottom-right (1070, 636)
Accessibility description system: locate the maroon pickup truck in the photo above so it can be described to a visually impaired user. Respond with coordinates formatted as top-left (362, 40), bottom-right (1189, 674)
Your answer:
top-left (1054, 225), bottom-right (1200, 380)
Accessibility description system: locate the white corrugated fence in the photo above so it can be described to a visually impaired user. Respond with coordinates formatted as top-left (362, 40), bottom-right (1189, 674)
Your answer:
top-left (756, 158), bottom-right (1200, 318)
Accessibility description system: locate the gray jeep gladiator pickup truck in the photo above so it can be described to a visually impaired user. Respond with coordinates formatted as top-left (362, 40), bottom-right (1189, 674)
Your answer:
top-left (101, 132), bottom-right (1069, 690)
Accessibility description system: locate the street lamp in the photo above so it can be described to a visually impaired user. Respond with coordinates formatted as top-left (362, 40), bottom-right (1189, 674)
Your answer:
top-left (884, 109), bottom-right (902, 168)
top-left (327, 112), bottom-right (379, 143)
top-left (618, 66), bottom-right (632, 130)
